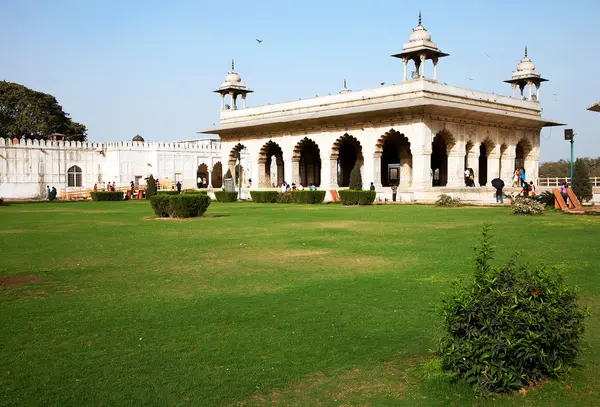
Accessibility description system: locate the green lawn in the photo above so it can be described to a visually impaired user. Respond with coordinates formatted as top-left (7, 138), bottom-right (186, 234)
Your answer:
top-left (1, 201), bottom-right (599, 406)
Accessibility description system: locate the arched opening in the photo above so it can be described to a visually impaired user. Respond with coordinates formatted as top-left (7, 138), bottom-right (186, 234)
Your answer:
top-left (477, 139), bottom-right (495, 187)
top-left (212, 162), bottom-right (223, 188)
top-left (515, 139), bottom-right (531, 171)
top-left (259, 141), bottom-right (285, 187)
top-left (376, 130), bottom-right (412, 186)
top-left (197, 164), bottom-right (209, 188)
top-left (431, 131), bottom-right (455, 187)
top-left (332, 134), bottom-right (363, 187)
top-left (67, 165), bottom-right (82, 187)
top-left (294, 138), bottom-right (321, 187)
top-left (228, 143), bottom-right (247, 186)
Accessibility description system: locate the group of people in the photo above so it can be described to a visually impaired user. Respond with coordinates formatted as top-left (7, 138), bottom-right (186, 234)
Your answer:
top-left (464, 168), bottom-right (476, 187)
top-left (513, 168), bottom-right (527, 187)
top-left (45, 185), bottom-right (57, 200)
top-left (93, 182), bottom-right (117, 192)
top-left (280, 182), bottom-right (318, 192)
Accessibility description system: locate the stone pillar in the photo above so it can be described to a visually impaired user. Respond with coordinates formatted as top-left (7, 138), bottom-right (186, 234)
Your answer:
top-left (466, 147), bottom-right (479, 186)
top-left (487, 146), bottom-right (501, 181)
top-left (257, 158), bottom-right (267, 187)
top-left (208, 170), bottom-right (213, 188)
top-left (528, 81), bottom-right (533, 101)
top-left (432, 57), bottom-right (438, 81)
top-left (291, 157), bottom-right (300, 186)
top-left (511, 84), bottom-right (516, 98)
top-left (220, 94), bottom-right (225, 110)
top-left (320, 156), bottom-right (338, 190)
top-left (411, 151), bottom-right (431, 188)
top-left (361, 145), bottom-right (375, 190)
top-left (283, 152), bottom-right (293, 186)
top-left (420, 54), bottom-right (426, 78)
top-left (500, 145), bottom-right (516, 183)
top-left (535, 84), bottom-right (540, 101)
top-left (229, 91), bottom-right (235, 109)
top-left (447, 151), bottom-right (466, 187)
top-left (373, 153), bottom-right (382, 188)
top-left (242, 94), bottom-right (247, 108)
top-left (402, 58), bottom-right (408, 82)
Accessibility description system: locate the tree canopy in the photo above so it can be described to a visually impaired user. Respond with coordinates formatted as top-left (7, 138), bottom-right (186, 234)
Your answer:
top-left (540, 158), bottom-right (600, 178)
top-left (0, 81), bottom-right (87, 141)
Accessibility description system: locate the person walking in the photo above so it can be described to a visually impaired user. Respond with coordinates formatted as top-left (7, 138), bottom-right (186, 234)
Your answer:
top-left (520, 168), bottom-right (526, 187)
top-left (391, 184), bottom-right (398, 202)
top-left (369, 182), bottom-right (375, 191)
top-left (560, 180), bottom-right (569, 205)
top-left (46, 185), bottom-right (51, 200)
top-left (176, 181), bottom-right (182, 194)
top-left (491, 178), bottom-right (504, 204)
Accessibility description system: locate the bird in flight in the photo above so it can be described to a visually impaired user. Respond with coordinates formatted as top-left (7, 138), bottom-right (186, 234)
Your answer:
top-left (467, 77), bottom-right (474, 81)
top-left (256, 39), bottom-right (263, 44)
top-left (380, 82), bottom-right (385, 85)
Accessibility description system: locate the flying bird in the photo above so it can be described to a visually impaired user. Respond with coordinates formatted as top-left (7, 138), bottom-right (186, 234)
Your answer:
top-left (485, 53), bottom-right (491, 58)
top-left (380, 82), bottom-right (385, 85)
top-left (256, 39), bottom-right (263, 43)
top-left (467, 77), bottom-right (474, 81)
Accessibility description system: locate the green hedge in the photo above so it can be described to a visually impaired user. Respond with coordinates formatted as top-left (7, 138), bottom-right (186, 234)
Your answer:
top-left (150, 195), bottom-right (171, 217)
top-left (150, 194), bottom-right (211, 218)
top-left (214, 191), bottom-right (238, 202)
top-left (183, 189), bottom-right (208, 195)
top-left (338, 190), bottom-right (376, 205)
top-left (90, 191), bottom-right (123, 201)
top-left (157, 190), bottom-right (180, 196)
top-left (250, 191), bottom-right (278, 203)
top-left (292, 190), bottom-right (326, 204)
top-left (276, 192), bottom-right (295, 203)
top-left (169, 194), bottom-right (211, 218)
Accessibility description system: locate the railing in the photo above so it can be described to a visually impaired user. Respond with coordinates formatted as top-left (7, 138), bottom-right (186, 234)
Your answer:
top-left (537, 177), bottom-right (600, 187)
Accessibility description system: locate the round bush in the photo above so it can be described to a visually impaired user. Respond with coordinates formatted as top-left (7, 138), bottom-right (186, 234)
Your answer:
top-left (437, 226), bottom-right (588, 396)
top-left (511, 197), bottom-right (544, 215)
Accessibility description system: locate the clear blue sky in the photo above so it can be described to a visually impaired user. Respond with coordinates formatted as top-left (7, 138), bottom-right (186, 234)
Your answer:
top-left (1, 0), bottom-right (599, 161)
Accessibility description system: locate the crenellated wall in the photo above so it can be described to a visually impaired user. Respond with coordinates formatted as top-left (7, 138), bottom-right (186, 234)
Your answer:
top-left (0, 138), bottom-right (223, 199)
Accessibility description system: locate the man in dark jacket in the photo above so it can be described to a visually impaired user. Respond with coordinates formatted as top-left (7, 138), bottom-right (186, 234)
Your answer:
top-left (491, 178), bottom-right (504, 203)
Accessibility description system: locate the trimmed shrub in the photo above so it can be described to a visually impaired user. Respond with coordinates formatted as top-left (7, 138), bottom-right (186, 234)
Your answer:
top-left (169, 194), bottom-right (211, 218)
top-left (338, 190), bottom-right (376, 205)
top-left (511, 197), bottom-right (544, 215)
top-left (214, 191), bottom-right (238, 202)
top-left (276, 192), bottom-right (295, 203)
top-left (90, 191), bottom-right (123, 201)
top-left (157, 190), bottom-right (180, 196)
top-left (437, 225), bottom-right (588, 396)
top-left (183, 189), bottom-right (207, 195)
top-left (145, 175), bottom-right (157, 199)
top-left (348, 164), bottom-right (363, 190)
top-left (150, 195), bottom-right (171, 217)
top-left (293, 190), bottom-right (326, 204)
top-left (250, 191), bottom-right (278, 203)
top-left (436, 193), bottom-right (461, 207)
top-left (572, 158), bottom-right (593, 202)
top-left (534, 190), bottom-right (555, 207)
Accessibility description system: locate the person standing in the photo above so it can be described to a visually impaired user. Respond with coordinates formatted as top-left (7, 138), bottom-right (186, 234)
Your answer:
top-left (464, 168), bottom-right (470, 187)
top-left (391, 184), bottom-right (398, 202)
top-left (520, 168), bottom-right (526, 187)
top-left (46, 185), bottom-right (51, 200)
top-left (491, 178), bottom-right (504, 204)
top-left (176, 181), bottom-right (182, 194)
top-left (529, 181), bottom-right (536, 198)
top-left (560, 180), bottom-right (569, 205)
top-left (513, 169), bottom-right (520, 187)
top-left (93, 184), bottom-right (98, 192)
top-left (369, 182), bottom-right (375, 191)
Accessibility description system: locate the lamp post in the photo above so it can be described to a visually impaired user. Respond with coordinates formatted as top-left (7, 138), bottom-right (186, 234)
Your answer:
top-left (237, 150), bottom-right (242, 200)
top-left (564, 129), bottom-right (575, 182)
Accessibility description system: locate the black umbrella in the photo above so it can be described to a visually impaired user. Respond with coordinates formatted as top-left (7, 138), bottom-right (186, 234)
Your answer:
top-left (491, 178), bottom-right (504, 190)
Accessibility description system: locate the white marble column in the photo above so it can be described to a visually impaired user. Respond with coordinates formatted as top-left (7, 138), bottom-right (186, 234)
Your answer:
top-left (291, 157), bottom-right (301, 186)
top-left (402, 58), bottom-right (408, 82)
top-left (283, 152), bottom-right (293, 186)
top-left (220, 94), bottom-right (225, 110)
top-left (208, 170), bottom-right (213, 188)
top-left (361, 145), bottom-right (375, 190)
top-left (487, 146), bottom-right (501, 180)
top-left (447, 151), bottom-right (466, 187)
top-left (242, 94), bottom-right (247, 108)
top-left (528, 82), bottom-right (533, 101)
top-left (320, 157), bottom-right (338, 190)
top-left (500, 146), bottom-right (516, 182)
top-left (257, 159), bottom-right (267, 187)
top-left (373, 153), bottom-right (382, 188)
top-left (411, 151), bottom-right (431, 188)
top-left (432, 57), bottom-right (438, 81)
top-left (420, 54), bottom-right (426, 78)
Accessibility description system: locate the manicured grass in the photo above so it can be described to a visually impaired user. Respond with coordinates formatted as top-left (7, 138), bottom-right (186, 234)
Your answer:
top-left (1, 201), bottom-right (599, 406)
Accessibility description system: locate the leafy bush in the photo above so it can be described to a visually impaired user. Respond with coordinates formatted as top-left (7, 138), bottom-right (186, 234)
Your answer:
top-left (169, 194), bottom-right (211, 218)
top-left (292, 190), bottom-right (326, 204)
top-left (511, 197), bottom-right (545, 215)
top-left (338, 190), bottom-right (376, 205)
top-left (0, 197), bottom-right (4, 206)
top-left (157, 190), bottom-right (180, 196)
top-left (250, 191), bottom-right (278, 203)
top-left (276, 192), bottom-right (295, 203)
top-left (183, 189), bottom-right (207, 195)
top-left (90, 191), bottom-right (123, 201)
top-left (145, 175), bottom-right (157, 199)
top-left (348, 164), bottom-right (363, 190)
top-left (436, 194), bottom-right (461, 207)
top-left (214, 191), bottom-right (238, 202)
top-left (572, 158), bottom-right (593, 202)
top-left (437, 225), bottom-right (588, 396)
top-left (150, 195), bottom-right (171, 217)
top-left (534, 190), bottom-right (555, 207)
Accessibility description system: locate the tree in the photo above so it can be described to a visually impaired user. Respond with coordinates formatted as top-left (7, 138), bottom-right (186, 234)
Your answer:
top-left (348, 163), bottom-right (363, 190)
top-left (572, 158), bottom-right (593, 202)
top-left (0, 81), bottom-right (87, 141)
top-left (145, 175), bottom-right (157, 199)
top-left (224, 169), bottom-right (232, 180)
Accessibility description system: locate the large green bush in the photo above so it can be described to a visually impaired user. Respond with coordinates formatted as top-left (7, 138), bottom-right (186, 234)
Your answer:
top-left (250, 191), bottom-right (278, 203)
top-left (572, 158), bottom-right (593, 202)
top-left (157, 190), bottom-right (180, 196)
top-left (150, 194), bottom-right (210, 218)
top-left (338, 190), bottom-right (376, 205)
top-left (348, 164), bottom-right (363, 190)
top-left (276, 192), bottom-right (295, 203)
top-left (150, 195), bottom-right (171, 217)
top-left (169, 194), bottom-right (211, 218)
top-left (183, 189), bottom-right (207, 195)
top-left (511, 197), bottom-right (545, 215)
top-left (90, 191), bottom-right (123, 201)
top-left (437, 225), bottom-right (588, 396)
top-left (292, 190), bottom-right (326, 204)
top-left (145, 175), bottom-right (157, 199)
top-left (214, 191), bottom-right (238, 202)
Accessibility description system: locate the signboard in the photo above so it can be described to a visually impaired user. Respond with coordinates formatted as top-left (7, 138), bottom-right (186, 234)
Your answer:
top-left (564, 129), bottom-right (574, 141)
top-left (223, 178), bottom-right (235, 192)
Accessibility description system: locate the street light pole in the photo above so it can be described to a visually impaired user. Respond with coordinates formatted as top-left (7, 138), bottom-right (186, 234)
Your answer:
top-left (237, 150), bottom-right (242, 201)
top-left (564, 129), bottom-right (575, 183)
